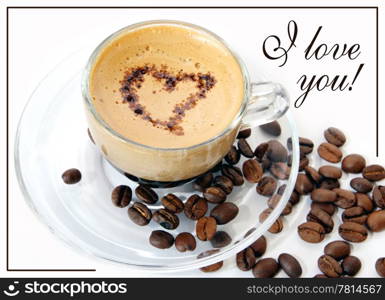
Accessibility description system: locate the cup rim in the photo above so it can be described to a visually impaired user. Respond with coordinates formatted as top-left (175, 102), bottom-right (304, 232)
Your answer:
top-left (82, 19), bottom-right (250, 152)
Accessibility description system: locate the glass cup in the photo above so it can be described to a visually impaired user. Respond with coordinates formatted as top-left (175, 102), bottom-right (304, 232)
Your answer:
top-left (82, 20), bottom-right (289, 187)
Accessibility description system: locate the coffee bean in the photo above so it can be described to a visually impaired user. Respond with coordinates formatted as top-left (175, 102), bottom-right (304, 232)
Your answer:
top-left (278, 253), bottom-right (302, 278)
top-left (333, 188), bottom-right (356, 209)
top-left (350, 177), bottom-right (373, 193)
top-left (62, 168), bottom-right (81, 184)
top-left (367, 210), bottom-right (385, 232)
top-left (254, 142), bottom-right (269, 162)
top-left (242, 159), bottom-right (263, 183)
top-left (342, 256), bottom-right (361, 276)
top-left (338, 222), bottom-right (368, 242)
top-left (298, 156), bottom-right (310, 171)
top-left (318, 255), bottom-right (343, 277)
top-left (375, 258), bottom-right (385, 277)
top-left (152, 209), bottom-right (179, 230)
top-left (363, 164), bottom-right (385, 181)
top-left (288, 137), bottom-right (314, 155)
top-left (342, 154), bottom-right (366, 173)
top-left (161, 193), bottom-right (184, 213)
top-left (307, 207), bottom-right (334, 233)
top-left (237, 128), bottom-right (251, 139)
top-left (135, 184), bottom-right (158, 204)
top-left (260, 121), bottom-right (281, 136)
top-left (311, 189), bottom-right (337, 203)
top-left (249, 235), bottom-right (267, 257)
top-left (355, 193), bottom-right (374, 213)
top-left (267, 140), bottom-right (288, 162)
top-left (238, 138), bottom-right (254, 158)
top-left (319, 166), bottom-right (342, 179)
top-left (259, 208), bottom-right (284, 233)
top-left (198, 249), bottom-right (224, 272)
top-left (298, 221), bottom-right (325, 243)
top-left (128, 202), bottom-right (152, 226)
top-left (268, 194), bottom-right (292, 215)
top-left (175, 232), bottom-right (196, 252)
top-left (213, 175), bottom-right (233, 195)
top-left (270, 162), bottom-right (291, 180)
top-left (225, 146), bottom-right (240, 165)
top-left (373, 186), bottom-right (385, 208)
top-left (111, 185), bottom-right (132, 208)
top-left (278, 184), bottom-right (301, 206)
top-left (149, 230), bottom-right (174, 249)
top-left (204, 186), bottom-right (227, 204)
top-left (87, 128), bottom-right (95, 144)
top-left (324, 127), bottom-right (346, 147)
top-left (318, 142), bottom-right (343, 163)
top-left (210, 231), bottom-right (232, 248)
top-left (192, 172), bottom-right (213, 192)
top-left (210, 202), bottom-right (239, 225)
top-left (261, 158), bottom-right (272, 171)
top-left (252, 258), bottom-right (279, 278)
top-left (311, 202), bottom-right (336, 215)
top-left (196, 216), bottom-right (217, 241)
top-left (256, 176), bottom-right (277, 196)
top-left (222, 164), bottom-right (244, 186)
top-left (324, 240), bottom-right (351, 260)
top-left (320, 178), bottom-right (340, 190)
top-left (295, 174), bottom-right (314, 195)
top-left (184, 194), bottom-right (208, 220)
top-left (236, 247), bottom-right (256, 271)
top-left (304, 166), bottom-right (322, 185)
top-left (342, 207), bottom-right (367, 224)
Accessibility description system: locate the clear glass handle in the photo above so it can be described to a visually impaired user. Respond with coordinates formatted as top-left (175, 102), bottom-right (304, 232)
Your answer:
top-left (241, 82), bottom-right (289, 129)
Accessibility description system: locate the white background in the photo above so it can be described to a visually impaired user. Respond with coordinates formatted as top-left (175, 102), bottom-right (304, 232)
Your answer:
top-left (1, 0), bottom-right (385, 278)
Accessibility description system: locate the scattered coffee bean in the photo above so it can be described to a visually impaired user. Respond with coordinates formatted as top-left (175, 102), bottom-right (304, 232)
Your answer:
top-left (175, 232), bottom-right (196, 252)
top-left (318, 255), bottom-right (343, 278)
top-left (111, 185), bottom-right (132, 208)
top-left (213, 175), bottom-right (233, 195)
top-left (319, 165), bottom-right (342, 179)
top-left (278, 253), bottom-right (302, 278)
top-left (304, 166), bottom-right (322, 185)
top-left (338, 222), bottom-right (368, 243)
top-left (311, 189), bottom-right (337, 203)
top-left (318, 142), bottom-right (343, 163)
top-left (367, 210), bottom-right (385, 232)
top-left (311, 202), bottom-right (336, 215)
top-left (362, 164), bottom-right (385, 181)
top-left (270, 162), bottom-right (291, 180)
top-left (307, 207), bottom-right (334, 233)
top-left (238, 138), bottom-right (254, 158)
top-left (210, 202), bottom-right (239, 225)
top-left (236, 247), bottom-right (256, 271)
top-left (261, 157), bottom-right (272, 171)
top-left (62, 168), bottom-right (82, 184)
top-left (242, 159), bottom-right (263, 183)
top-left (161, 193), bottom-right (184, 214)
top-left (184, 194), bottom-right (208, 220)
top-left (375, 258), bottom-right (385, 277)
top-left (196, 216), bottom-right (217, 241)
top-left (320, 178), bottom-right (340, 190)
top-left (203, 186), bottom-right (227, 204)
top-left (259, 208), bottom-right (284, 233)
top-left (237, 128), bottom-right (251, 139)
top-left (267, 140), bottom-right (288, 162)
top-left (222, 164), bottom-right (244, 186)
top-left (295, 174), bottom-right (314, 195)
top-left (192, 172), bottom-right (213, 192)
top-left (259, 121), bottom-right (281, 136)
top-left (249, 235), bottom-right (267, 257)
top-left (254, 142), bottom-right (269, 162)
top-left (333, 188), bottom-right (356, 209)
top-left (149, 230), bottom-right (174, 249)
top-left (324, 127), bottom-right (346, 147)
top-left (324, 240), bottom-right (351, 260)
top-left (224, 145), bottom-right (240, 165)
top-left (373, 186), bottom-right (385, 208)
top-left (342, 207), bottom-right (367, 225)
top-left (210, 231), bottom-right (232, 248)
top-left (198, 250), bottom-right (223, 272)
top-left (135, 184), bottom-right (158, 204)
top-left (252, 258), bottom-right (279, 278)
top-left (355, 193), bottom-right (374, 213)
top-left (277, 184), bottom-right (301, 206)
top-left (128, 202), bottom-right (152, 226)
top-left (298, 156), bottom-right (310, 171)
top-left (342, 154), bottom-right (366, 173)
top-left (268, 194), bottom-right (292, 215)
top-left (288, 137), bottom-right (314, 155)
top-left (152, 209), bottom-right (179, 230)
top-left (350, 177), bottom-right (374, 193)
top-left (298, 221), bottom-right (325, 243)
top-left (342, 256), bottom-right (361, 276)
top-left (256, 176), bottom-right (277, 196)
top-left (87, 128), bottom-right (95, 144)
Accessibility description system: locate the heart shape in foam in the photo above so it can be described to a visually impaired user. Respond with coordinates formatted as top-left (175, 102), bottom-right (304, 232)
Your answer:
top-left (120, 65), bottom-right (216, 135)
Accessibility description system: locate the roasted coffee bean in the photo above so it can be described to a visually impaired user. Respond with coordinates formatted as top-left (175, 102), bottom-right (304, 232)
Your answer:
top-left (267, 140), bottom-right (288, 162)
top-left (259, 121), bottom-right (281, 136)
top-left (311, 202), bottom-right (336, 215)
top-left (333, 188), bottom-right (356, 209)
top-left (184, 194), bottom-right (208, 220)
top-left (128, 202), bottom-right (152, 226)
top-left (373, 186), bottom-right (385, 208)
top-left (152, 209), bottom-right (179, 230)
top-left (319, 166), bottom-right (342, 179)
top-left (339, 222), bottom-right (368, 242)
top-left (210, 231), bottom-right (232, 248)
top-left (62, 168), bottom-right (82, 184)
top-left (203, 186), bottom-right (226, 204)
top-left (288, 190), bottom-right (301, 206)
top-left (224, 146), bottom-right (240, 165)
top-left (350, 177), bottom-right (374, 193)
top-left (304, 166), bottom-right (322, 185)
top-left (261, 157), bottom-right (272, 171)
top-left (268, 194), bottom-right (292, 215)
top-left (254, 142), bottom-right (269, 162)
top-left (135, 184), bottom-right (158, 204)
top-left (222, 164), bottom-right (244, 186)
top-left (324, 127), bottom-right (346, 147)
top-left (288, 137), bottom-right (314, 155)
top-left (196, 216), bottom-right (217, 241)
top-left (256, 176), bottom-right (277, 196)
top-left (375, 258), bottom-right (385, 277)
top-left (342, 207), bottom-right (368, 224)
top-left (324, 240), bottom-right (351, 261)
top-left (249, 235), bottom-right (267, 257)
top-left (318, 142), bottom-right (343, 163)
top-left (289, 154), bottom-right (309, 171)
top-left (243, 159), bottom-right (263, 183)
top-left (192, 172), bottom-right (213, 192)
top-left (259, 208), bottom-right (284, 233)
top-left (298, 221), bottom-right (325, 243)
top-left (175, 232), bottom-right (196, 252)
top-left (210, 202), bottom-right (239, 225)
top-left (307, 207), bottom-right (334, 233)
top-left (295, 174), bottom-right (314, 195)
top-left (318, 255), bottom-right (343, 277)
top-left (198, 249), bottom-right (223, 272)
top-left (355, 193), bottom-right (374, 213)
top-left (278, 253), bottom-right (302, 278)
top-left (237, 128), bottom-right (251, 139)
top-left (161, 193), bottom-right (184, 213)
top-left (252, 258), bottom-right (279, 278)
top-left (238, 138), bottom-right (254, 158)
top-left (320, 178), bottom-right (340, 190)
top-left (111, 185), bottom-right (132, 208)
top-left (342, 256), bottom-right (361, 276)
top-left (363, 164), bottom-right (385, 181)
top-left (342, 154), bottom-right (366, 173)
top-left (149, 230), bottom-right (174, 249)
top-left (270, 162), bottom-right (291, 180)
top-left (236, 247), bottom-right (256, 271)
top-left (213, 175), bottom-right (233, 195)
top-left (311, 189), bottom-right (337, 203)
top-left (367, 210), bottom-right (385, 232)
